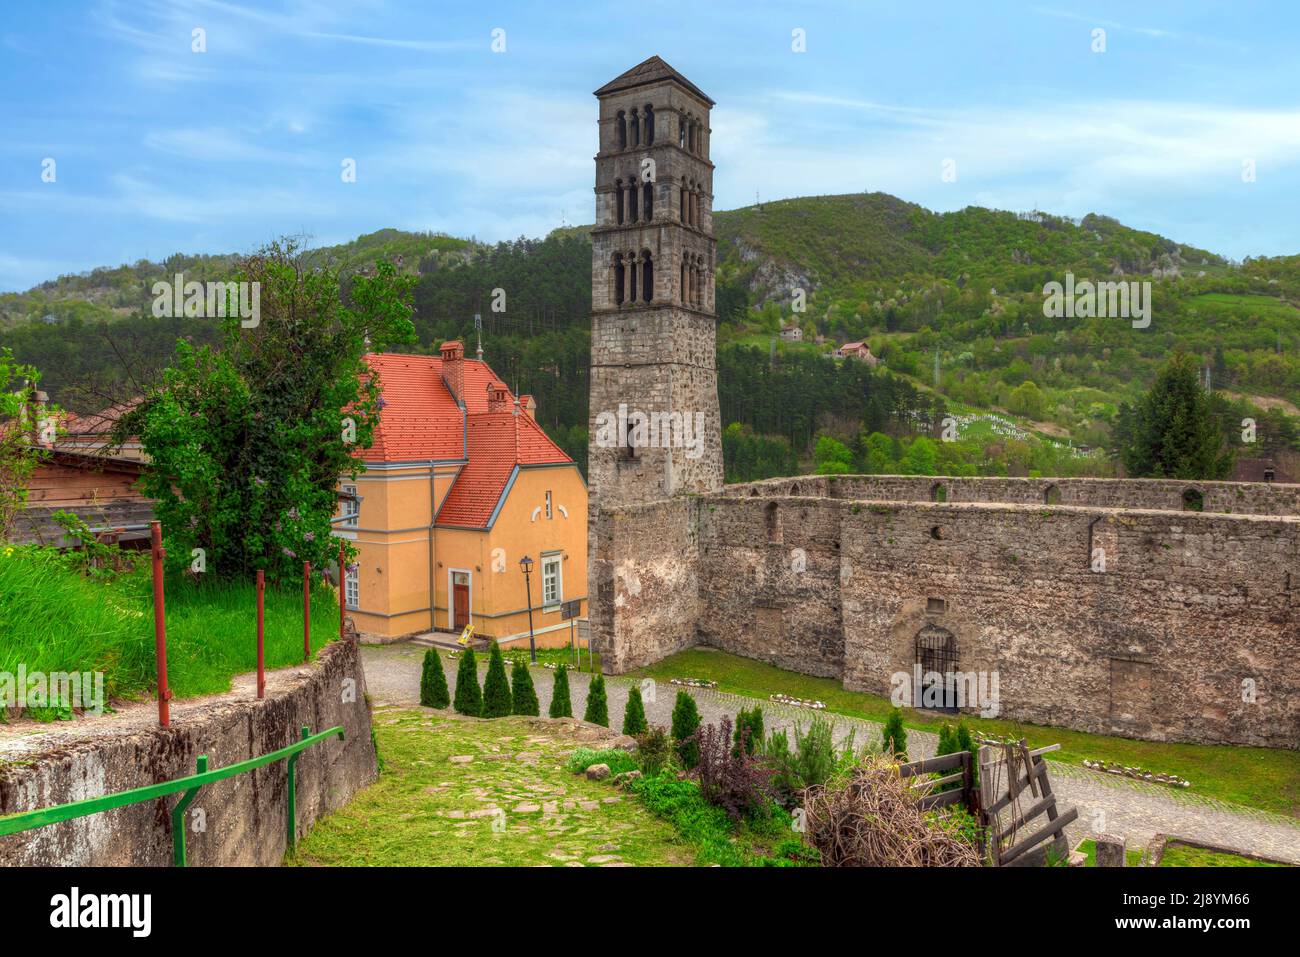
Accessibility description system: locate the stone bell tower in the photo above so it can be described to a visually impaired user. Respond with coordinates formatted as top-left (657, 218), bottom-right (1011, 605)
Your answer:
top-left (587, 56), bottom-right (723, 509)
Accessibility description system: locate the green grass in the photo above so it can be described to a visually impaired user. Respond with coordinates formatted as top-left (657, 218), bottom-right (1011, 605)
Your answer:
top-left (0, 545), bottom-right (337, 710)
top-left (1158, 841), bottom-right (1289, 868)
top-left (632, 647), bottom-right (1300, 819)
top-left (1076, 838), bottom-right (1145, 867)
top-left (499, 645), bottom-right (601, 673)
top-left (289, 708), bottom-right (694, 866)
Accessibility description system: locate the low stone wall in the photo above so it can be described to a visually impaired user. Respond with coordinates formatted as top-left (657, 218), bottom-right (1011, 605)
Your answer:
top-left (0, 638), bottom-right (377, 866)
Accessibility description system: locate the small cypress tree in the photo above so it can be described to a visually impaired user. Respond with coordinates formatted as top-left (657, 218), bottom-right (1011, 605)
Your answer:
top-left (732, 705), bottom-right (764, 756)
top-left (419, 649), bottom-right (450, 709)
top-left (511, 658), bottom-right (540, 716)
top-left (549, 664), bottom-right (573, 718)
top-left (481, 641), bottom-right (513, 718)
top-left (954, 719), bottom-right (979, 787)
top-left (671, 690), bottom-right (701, 769)
top-left (584, 673), bottom-right (610, 727)
top-left (622, 685), bottom-right (648, 735)
top-left (452, 648), bottom-right (481, 716)
top-left (881, 706), bottom-right (908, 759)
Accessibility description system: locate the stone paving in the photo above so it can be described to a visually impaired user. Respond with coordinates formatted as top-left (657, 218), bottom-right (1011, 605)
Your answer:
top-left (361, 643), bottom-right (1300, 864)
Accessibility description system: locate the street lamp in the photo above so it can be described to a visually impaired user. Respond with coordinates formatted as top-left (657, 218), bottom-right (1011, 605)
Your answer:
top-left (519, 555), bottom-right (537, 663)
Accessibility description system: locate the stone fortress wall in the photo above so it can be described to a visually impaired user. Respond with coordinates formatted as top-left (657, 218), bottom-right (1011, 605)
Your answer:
top-left (597, 475), bottom-right (1300, 749)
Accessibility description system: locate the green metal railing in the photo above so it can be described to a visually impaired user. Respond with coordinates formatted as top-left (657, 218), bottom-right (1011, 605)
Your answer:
top-left (0, 725), bottom-right (344, 866)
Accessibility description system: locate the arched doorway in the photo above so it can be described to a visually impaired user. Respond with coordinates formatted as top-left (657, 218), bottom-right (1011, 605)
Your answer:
top-left (914, 624), bottom-right (959, 713)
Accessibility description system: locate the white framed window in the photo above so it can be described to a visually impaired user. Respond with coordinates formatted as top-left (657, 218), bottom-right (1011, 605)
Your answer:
top-left (341, 484), bottom-right (359, 528)
top-left (542, 554), bottom-right (562, 607)
top-left (545, 490), bottom-right (553, 520)
top-left (345, 564), bottom-right (359, 610)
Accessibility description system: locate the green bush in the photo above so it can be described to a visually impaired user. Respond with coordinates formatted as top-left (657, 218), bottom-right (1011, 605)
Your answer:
top-left (622, 685), bottom-right (648, 735)
top-left (584, 673), bottom-right (609, 727)
top-left (481, 641), bottom-right (513, 718)
top-left (549, 664), bottom-right (573, 718)
top-left (565, 747), bottom-right (638, 776)
top-left (881, 706), bottom-right (908, 758)
top-left (671, 690), bottom-right (701, 769)
top-left (733, 705), bottom-right (764, 756)
top-left (452, 648), bottom-right (482, 716)
top-left (419, 649), bottom-right (450, 709)
top-left (764, 715), bottom-right (843, 803)
top-left (635, 725), bottom-right (673, 777)
top-left (936, 719), bottom-right (979, 790)
top-left (510, 658), bottom-right (539, 716)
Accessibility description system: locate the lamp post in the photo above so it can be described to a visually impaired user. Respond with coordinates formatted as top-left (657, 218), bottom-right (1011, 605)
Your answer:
top-left (519, 555), bottom-right (537, 664)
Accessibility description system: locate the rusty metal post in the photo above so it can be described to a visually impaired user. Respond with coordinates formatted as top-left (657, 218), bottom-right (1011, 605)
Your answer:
top-left (303, 561), bottom-right (311, 662)
top-left (150, 521), bottom-right (171, 727)
top-left (256, 569), bottom-right (266, 699)
top-left (338, 542), bottom-right (346, 639)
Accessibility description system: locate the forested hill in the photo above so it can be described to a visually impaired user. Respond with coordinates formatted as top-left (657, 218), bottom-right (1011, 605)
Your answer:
top-left (5, 192), bottom-right (1300, 480)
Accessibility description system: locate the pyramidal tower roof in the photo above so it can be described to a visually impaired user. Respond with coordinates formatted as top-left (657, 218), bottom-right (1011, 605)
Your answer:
top-left (593, 55), bottom-right (714, 106)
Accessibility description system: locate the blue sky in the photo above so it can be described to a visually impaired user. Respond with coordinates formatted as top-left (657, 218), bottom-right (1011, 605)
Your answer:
top-left (2, 0), bottom-right (1299, 292)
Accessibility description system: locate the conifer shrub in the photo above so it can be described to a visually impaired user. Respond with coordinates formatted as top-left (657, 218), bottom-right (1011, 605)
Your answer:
top-left (584, 673), bottom-right (610, 727)
top-left (452, 648), bottom-right (482, 716)
top-left (481, 641), bottom-right (513, 718)
top-left (881, 706), bottom-right (908, 759)
top-left (635, 725), bottom-right (673, 777)
top-left (733, 705), bottom-right (764, 756)
top-left (511, 658), bottom-right (539, 716)
top-left (419, 648), bottom-right (450, 709)
top-left (622, 684), bottom-right (648, 735)
top-left (671, 690), bottom-right (701, 769)
top-left (549, 663), bottom-right (573, 718)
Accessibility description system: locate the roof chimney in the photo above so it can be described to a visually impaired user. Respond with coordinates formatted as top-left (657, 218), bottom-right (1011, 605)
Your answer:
top-left (439, 340), bottom-right (465, 406)
top-left (487, 381), bottom-right (510, 413)
top-left (520, 395), bottom-right (536, 420)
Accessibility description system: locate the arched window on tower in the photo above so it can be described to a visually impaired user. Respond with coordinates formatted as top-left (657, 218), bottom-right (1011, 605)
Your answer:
top-left (628, 181), bottom-right (638, 223)
top-left (613, 254), bottom-right (625, 306)
top-left (679, 180), bottom-right (687, 222)
top-left (627, 251), bottom-right (638, 303)
top-left (630, 108), bottom-right (640, 147)
top-left (642, 251), bottom-right (653, 303)
top-left (680, 259), bottom-right (687, 304)
top-left (643, 181), bottom-right (653, 221)
top-left (615, 179), bottom-right (624, 225)
top-left (645, 105), bottom-right (655, 145)
top-left (679, 112), bottom-right (687, 149)
top-left (687, 119), bottom-right (695, 153)
top-left (616, 111), bottom-right (626, 150)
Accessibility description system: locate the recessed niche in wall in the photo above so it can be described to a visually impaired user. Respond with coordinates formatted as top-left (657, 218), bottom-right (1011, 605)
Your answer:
top-left (927, 597), bottom-right (946, 614)
top-left (930, 525), bottom-right (945, 540)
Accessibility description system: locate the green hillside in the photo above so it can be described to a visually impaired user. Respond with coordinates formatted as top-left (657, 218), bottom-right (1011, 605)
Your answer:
top-left (5, 191), bottom-right (1300, 481)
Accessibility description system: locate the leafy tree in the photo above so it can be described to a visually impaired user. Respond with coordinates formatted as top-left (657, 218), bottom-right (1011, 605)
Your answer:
top-left (481, 641), bottom-right (513, 718)
top-left (419, 649), bottom-right (450, 709)
top-left (584, 673), bottom-right (609, 727)
top-left (1007, 380), bottom-right (1047, 419)
top-left (453, 648), bottom-right (482, 716)
top-left (116, 239), bottom-right (416, 581)
top-left (622, 685), bottom-right (648, 735)
top-left (860, 431), bottom-right (896, 474)
top-left (510, 657), bottom-right (539, 716)
top-left (813, 435), bottom-right (853, 475)
top-left (1120, 352), bottom-right (1233, 479)
top-left (0, 349), bottom-right (53, 541)
top-left (549, 664), bottom-right (573, 718)
top-left (898, 436), bottom-right (938, 475)
top-left (881, 707), bottom-right (908, 758)
top-left (671, 690), bottom-right (702, 769)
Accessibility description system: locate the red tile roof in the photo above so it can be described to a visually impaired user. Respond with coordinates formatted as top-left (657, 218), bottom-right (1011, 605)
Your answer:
top-left (362, 351), bottom-right (573, 529)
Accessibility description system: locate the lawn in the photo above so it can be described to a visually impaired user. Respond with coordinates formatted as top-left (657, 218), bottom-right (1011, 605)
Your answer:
top-left (1158, 841), bottom-right (1289, 868)
top-left (632, 647), bottom-right (1300, 818)
top-left (1075, 838), bottom-right (1145, 868)
top-left (0, 544), bottom-right (338, 713)
top-left (289, 708), bottom-right (694, 866)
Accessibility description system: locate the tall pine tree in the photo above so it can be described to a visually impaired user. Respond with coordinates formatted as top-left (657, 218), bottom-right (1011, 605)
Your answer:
top-left (511, 658), bottom-right (540, 716)
top-left (549, 664), bottom-right (573, 718)
top-left (1120, 352), bottom-right (1233, 479)
top-left (584, 673), bottom-right (609, 727)
top-left (622, 685), bottom-right (648, 735)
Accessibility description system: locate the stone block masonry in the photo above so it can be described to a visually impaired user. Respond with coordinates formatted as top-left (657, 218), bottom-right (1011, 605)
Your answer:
top-left (0, 638), bottom-right (378, 866)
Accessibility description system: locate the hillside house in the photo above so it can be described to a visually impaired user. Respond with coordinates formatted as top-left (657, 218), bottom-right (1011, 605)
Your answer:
top-left (779, 324), bottom-right (803, 342)
top-left (837, 341), bottom-right (879, 365)
top-left (337, 342), bottom-right (587, 644)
